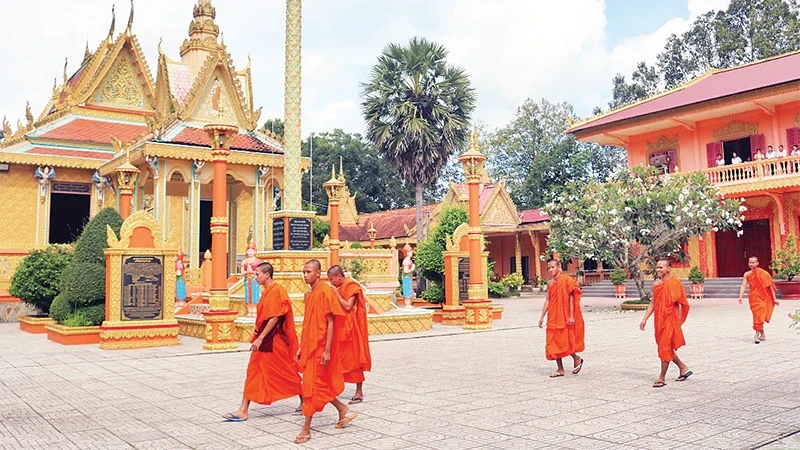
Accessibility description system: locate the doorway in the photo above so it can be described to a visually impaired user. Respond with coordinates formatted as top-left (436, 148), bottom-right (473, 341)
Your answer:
top-left (49, 192), bottom-right (91, 244)
top-left (723, 137), bottom-right (751, 164)
top-left (199, 200), bottom-right (212, 263)
top-left (715, 219), bottom-right (772, 277)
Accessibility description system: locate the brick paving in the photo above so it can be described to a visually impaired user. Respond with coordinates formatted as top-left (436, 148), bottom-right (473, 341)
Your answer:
top-left (1, 293), bottom-right (799, 449)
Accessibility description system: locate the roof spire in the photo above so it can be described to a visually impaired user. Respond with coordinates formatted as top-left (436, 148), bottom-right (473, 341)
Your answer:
top-left (62, 57), bottom-right (69, 84)
top-left (83, 40), bottom-right (91, 64)
top-left (106, 4), bottom-right (116, 45)
top-left (125, 0), bottom-right (134, 36)
top-left (338, 156), bottom-right (345, 182)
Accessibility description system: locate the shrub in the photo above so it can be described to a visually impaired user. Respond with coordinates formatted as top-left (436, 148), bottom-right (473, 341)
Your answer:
top-left (49, 293), bottom-right (71, 323)
top-left (9, 245), bottom-right (72, 314)
top-left (500, 273), bottom-right (524, 290)
top-left (56, 207), bottom-right (122, 325)
top-left (421, 283), bottom-right (444, 303)
top-left (60, 263), bottom-right (106, 307)
top-left (312, 219), bottom-right (330, 248)
top-left (341, 257), bottom-right (367, 281)
top-left (74, 304), bottom-right (105, 326)
top-left (415, 238), bottom-right (444, 283)
top-left (538, 277), bottom-right (548, 287)
top-left (688, 266), bottom-right (705, 284)
top-left (772, 234), bottom-right (800, 281)
top-left (488, 281), bottom-right (507, 298)
top-left (610, 268), bottom-right (627, 285)
top-left (350, 242), bottom-right (364, 249)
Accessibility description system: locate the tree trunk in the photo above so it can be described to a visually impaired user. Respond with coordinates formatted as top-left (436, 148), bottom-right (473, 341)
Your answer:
top-left (415, 182), bottom-right (423, 242)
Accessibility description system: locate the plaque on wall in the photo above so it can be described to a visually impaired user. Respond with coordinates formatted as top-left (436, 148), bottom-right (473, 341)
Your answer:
top-left (458, 257), bottom-right (469, 301)
top-left (121, 255), bottom-right (164, 321)
top-left (272, 217), bottom-right (285, 250)
top-left (289, 218), bottom-right (312, 251)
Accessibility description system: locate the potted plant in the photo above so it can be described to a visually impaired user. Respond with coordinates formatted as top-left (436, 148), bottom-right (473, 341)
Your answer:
top-left (688, 266), bottom-right (705, 299)
top-left (575, 269), bottom-right (585, 286)
top-left (10, 245), bottom-right (72, 333)
top-left (500, 273), bottom-right (524, 296)
top-left (772, 234), bottom-right (800, 300)
top-left (538, 277), bottom-right (548, 293)
top-left (610, 268), bottom-right (627, 298)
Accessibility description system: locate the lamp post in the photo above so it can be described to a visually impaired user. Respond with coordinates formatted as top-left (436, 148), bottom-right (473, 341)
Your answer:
top-left (458, 130), bottom-right (492, 330)
top-left (201, 123), bottom-right (239, 351)
top-left (368, 223), bottom-right (377, 249)
top-left (322, 166), bottom-right (344, 266)
top-left (115, 151), bottom-right (139, 220)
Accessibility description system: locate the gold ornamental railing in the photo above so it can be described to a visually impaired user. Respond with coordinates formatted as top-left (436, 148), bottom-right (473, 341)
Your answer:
top-left (704, 155), bottom-right (800, 193)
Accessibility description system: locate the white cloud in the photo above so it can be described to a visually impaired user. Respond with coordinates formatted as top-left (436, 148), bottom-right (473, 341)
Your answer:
top-left (0, 0), bottom-right (733, 139)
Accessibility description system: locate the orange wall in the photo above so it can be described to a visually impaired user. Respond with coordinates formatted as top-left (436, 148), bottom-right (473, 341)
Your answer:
top-left (626, 100), bottom-right (800, 171)
top-left (485, 232), bottom-right (550, 283)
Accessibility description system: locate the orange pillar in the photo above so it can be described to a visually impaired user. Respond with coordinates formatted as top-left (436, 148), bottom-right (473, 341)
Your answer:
top-left (323, 166), bottom-right (344, 267)
top-left (201, 124), bottom-right (239, 351)
top-left (467, 180), bottom-right (482, 288)
top-left (119, 191), bottom-right (132, 219)
top-left (115, 153), bottom-right (139, 220)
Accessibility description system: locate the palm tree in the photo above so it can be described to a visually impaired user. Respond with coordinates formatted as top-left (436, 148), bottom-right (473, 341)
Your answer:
top-left (361, 37), bottom-right (476, 243)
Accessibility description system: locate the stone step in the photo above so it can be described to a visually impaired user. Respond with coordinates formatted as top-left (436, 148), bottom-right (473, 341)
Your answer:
top-left (581, 278), bottom-right (746, 299)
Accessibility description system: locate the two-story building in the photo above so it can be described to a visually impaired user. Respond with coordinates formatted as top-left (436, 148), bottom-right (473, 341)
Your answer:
top-left (568, 51), bottom-right (800, 278)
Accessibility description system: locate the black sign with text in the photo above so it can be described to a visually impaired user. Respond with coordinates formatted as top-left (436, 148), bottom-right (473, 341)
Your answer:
top-left (272, 217), bottom-right (285, 250)
top-left (121, 255), bottom-right (164, 321)
top-left (289, 218), bottom-right (312, 250)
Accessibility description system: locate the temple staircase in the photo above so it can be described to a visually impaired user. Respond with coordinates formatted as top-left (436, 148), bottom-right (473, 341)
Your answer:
top-left (580, 278), bottom-right (744, 299)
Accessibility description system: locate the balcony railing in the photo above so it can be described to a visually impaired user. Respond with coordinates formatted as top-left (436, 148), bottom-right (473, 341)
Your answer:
top-left (704, 155), bottom-right (800, 192)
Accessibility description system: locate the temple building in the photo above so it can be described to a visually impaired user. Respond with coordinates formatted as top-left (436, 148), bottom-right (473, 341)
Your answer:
top-left (568, 50), bottom-right (800, 278)
top-left (0, 1), bottom-right (306, 311)
top-left (330, 169), bottom-right (551, 285)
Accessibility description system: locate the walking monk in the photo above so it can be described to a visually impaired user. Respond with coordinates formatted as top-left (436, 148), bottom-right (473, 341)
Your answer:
top-left (537, 259), bottom-right (585, 378)
top-left (738, 256), bottom-right (779, 343)
top-left (295, 260), bottom-right (357, 444)
top-left (222, 262), bottom-right (301, 422)
top-left (327, 265), bottom-right (372, 404)
top-left (640, 260), bottom-right (692, 388)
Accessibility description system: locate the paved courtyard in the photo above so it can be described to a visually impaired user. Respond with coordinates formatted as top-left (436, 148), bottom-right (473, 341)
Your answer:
top-left (1, 293), bottom-right (800, 450)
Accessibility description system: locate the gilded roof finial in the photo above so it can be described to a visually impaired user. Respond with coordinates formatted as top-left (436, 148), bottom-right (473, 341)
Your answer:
top-left (107, 4), bottom-right (116, 45)
top-left (62, 57), bottom-right (69, 84)
top-left (157, 37), bottom-right (163, 56)
top-left (125, 0), bottom-right (134, 36)
top-left (338, 156), bottom-right (345, 182)
top-left (83, 40), bottom-right (91, 64)
top-left (25, 102), bottom-right (34, 130)
top-left (330, 164), bottom-right (336, 180)
top-left (220, 31), bottom-right (225, 46)
top-left (469, 127), bottom-right (479, 152)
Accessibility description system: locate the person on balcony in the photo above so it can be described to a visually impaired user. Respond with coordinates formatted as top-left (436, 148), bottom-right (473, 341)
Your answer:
top-left (754, 148), bottom-right (764, 160)
top-left (778, 145), bottom-right (787, 157)
top-left (731, 152), bottom-right (742, 164)
top-left (766, 146), bottom-right (776, 159)
top-left (791, 144), bottom-right (800, 156)
top-left (715, 154), bottom-right (725, 167)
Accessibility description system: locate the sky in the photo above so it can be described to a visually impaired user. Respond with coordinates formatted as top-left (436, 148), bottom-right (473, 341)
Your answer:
top-left (0, 0), bottom-right (732, 138)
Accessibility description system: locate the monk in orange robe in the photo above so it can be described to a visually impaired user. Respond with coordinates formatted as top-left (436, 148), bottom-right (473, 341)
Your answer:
top-left (222, 262), bottom-right (301, 422)
top-left (294, 260), bottom-right (357, 444)
top-left (327, 265), bottom-right (372, 404)
top-left (738, 256), bottom-right (779, 343)
top-left (538, 259), bottom-right (585, 378)
top-left (640, 260), bottom-right (692, 388)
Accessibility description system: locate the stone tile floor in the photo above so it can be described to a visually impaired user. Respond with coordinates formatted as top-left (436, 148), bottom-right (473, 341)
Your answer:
top-left (1, 293), bottom-right (799, 449)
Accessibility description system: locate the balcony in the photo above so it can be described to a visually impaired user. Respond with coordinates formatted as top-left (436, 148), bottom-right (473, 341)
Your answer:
top-left (703, 155), bottom-right (800, 195)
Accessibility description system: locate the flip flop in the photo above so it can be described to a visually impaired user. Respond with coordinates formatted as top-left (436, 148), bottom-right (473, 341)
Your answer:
top-left (335, 412), bottom-right (358, 429)
top-left (652, 381), bottom-right (666, 388)
top-left (549, 372), bottom-right (565, 378)
top-left (572, 359), bottom-right (584, 375)
top-left (675, 370), bottom-right (693, 382)
top-left (221, 413), bottom-right (246, 422)
top-left (348, 397), bottom-right (363, 405)
top-left (294, 435), bottom-right (311, 444)
top-left (291, 407), bottom-right (303, 416)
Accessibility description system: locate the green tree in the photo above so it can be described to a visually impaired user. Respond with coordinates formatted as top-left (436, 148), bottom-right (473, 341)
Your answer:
top-left (545, 167), bottom-right (744, 301)
top-left (414, 206), bottom-right (468, 283)
top-left (486, 99), bottom-right (627, 209)
top-left (261, 118), bottom-right (284, 138)
top-left (301, 130), bottom-right (418, 214)
top-left (9, 245), bottom-right (72, 314)
top-left (607, 62), bottom-right (660, 110)
top-left (361, 37), bottom-right (476, 243)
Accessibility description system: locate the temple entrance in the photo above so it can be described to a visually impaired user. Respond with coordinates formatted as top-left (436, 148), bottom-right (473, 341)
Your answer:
top-left (199, 200), bottom-right (212, 263)
top-left (48, 183), bottom-right (91, 244)
top-left (716, 219), bottom-right (772, 277)
top-left (723, 137), bottom-right (752, 163)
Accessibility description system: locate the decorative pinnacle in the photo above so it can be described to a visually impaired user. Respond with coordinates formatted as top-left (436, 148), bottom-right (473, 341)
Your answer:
top-left (125, 0), bottom-right (134, 35)
top-left (469, 127), bottom-right (479, 152)
top-left (107, 4), bottom-right (116, 44)
top-left (338, 156), bottom-right (345, 182)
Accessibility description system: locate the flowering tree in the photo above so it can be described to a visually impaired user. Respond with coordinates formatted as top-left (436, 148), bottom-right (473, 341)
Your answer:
top-left (545, 166), bottom-right (745, 301)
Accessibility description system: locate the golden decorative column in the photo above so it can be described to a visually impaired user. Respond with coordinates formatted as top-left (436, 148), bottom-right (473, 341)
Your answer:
top-left (283, 0), bottom-right (302, 211)
top-left (515, 232), bottom-right (522, 277)
top-left (368, 223), bottom-right (377, 249)
top-left (115, 153), bottom-right (140, 220)
top-left (459, 131), bottom-right (492, 330)
top-left (201, 124), bottom-right (239, 351)
top-left (322, 166), bottom-right (344, 266)
top-left (530, 230), bottom-right (541, 281)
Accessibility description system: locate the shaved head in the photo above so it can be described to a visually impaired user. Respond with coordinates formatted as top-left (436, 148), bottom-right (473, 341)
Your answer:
top-left (658, 259), bottom-right (672, 267)
top-left (327, 265), bottom-right (344, 277)
top-left (305, 259), bottom-right (321, 271)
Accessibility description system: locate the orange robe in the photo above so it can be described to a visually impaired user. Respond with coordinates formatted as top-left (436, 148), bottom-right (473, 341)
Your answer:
top-left (545, 275), bottom-right (584, 360)
top-left (338, 280), bottom-right (372, 383)
top-left (652, 277), bottom-right (690, 362)
top-left (243, 282), bottom-right (302, 405)
top-left (747, 267), bottom-right (776, 331)
top-left (299, 282), bottom-right (345, 417)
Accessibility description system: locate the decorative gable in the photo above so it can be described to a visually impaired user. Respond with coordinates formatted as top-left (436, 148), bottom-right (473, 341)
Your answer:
top-left (191, 72), bottom-right (237, 124)
top-left (481, 181), bottom-right (520, 227)
top-left (89, 51), bottom-right (150, 110)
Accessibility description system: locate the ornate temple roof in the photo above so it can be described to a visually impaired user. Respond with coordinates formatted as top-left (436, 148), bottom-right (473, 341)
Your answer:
top-left (568, 50), bottom-right (800, 136)
top-left (519, 209), bottom-right (549, 224)
top-left (154, 123), bottom-right (281, 153)
top-left (339, 204), bottom-right (440, 243)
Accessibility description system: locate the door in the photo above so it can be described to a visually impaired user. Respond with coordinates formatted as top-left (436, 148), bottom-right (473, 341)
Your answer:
top-left (715, 220), bottom-right (772, 277)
